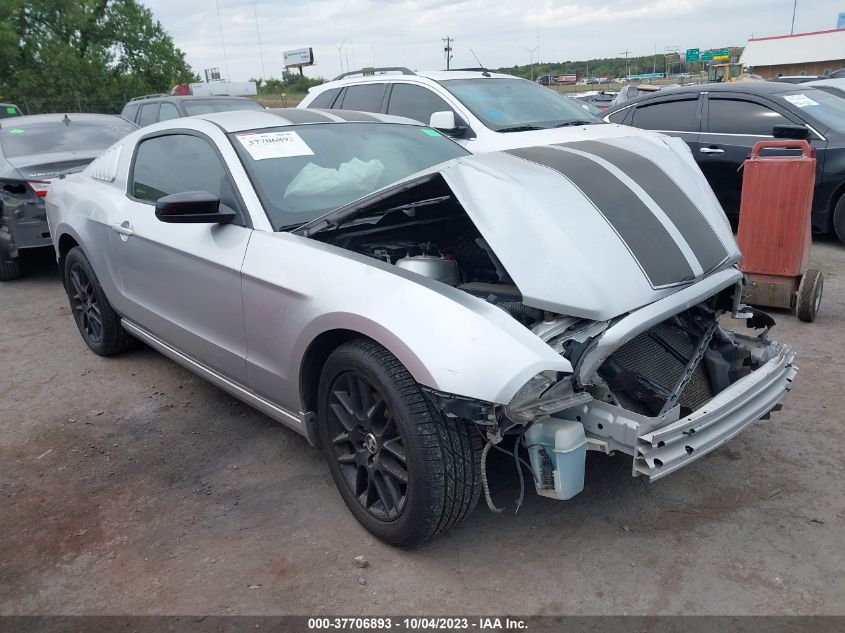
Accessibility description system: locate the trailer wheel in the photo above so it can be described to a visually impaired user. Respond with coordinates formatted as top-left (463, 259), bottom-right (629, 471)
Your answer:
top-left (796, 269), bottom-right (823, 322)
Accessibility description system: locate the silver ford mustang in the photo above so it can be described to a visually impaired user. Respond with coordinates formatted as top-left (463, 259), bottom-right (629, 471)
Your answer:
top-left (46, 108), bottom-right (796, 547)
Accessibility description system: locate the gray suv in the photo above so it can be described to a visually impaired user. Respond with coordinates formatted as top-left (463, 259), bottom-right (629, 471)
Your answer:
top-left (121, 94), bottom-right (264, 127)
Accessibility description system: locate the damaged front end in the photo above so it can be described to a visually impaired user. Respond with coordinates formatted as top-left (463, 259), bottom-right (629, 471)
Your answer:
top-left (298, 152), bottom-right (796, 504)
top-left (499, 272), bottom-right (796, 500)
top-left (427, 272), bottom-right (796, 503)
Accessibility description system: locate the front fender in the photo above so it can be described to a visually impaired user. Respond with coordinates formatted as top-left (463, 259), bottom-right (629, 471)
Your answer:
top-left (242, 231), bottom-right (572, 411)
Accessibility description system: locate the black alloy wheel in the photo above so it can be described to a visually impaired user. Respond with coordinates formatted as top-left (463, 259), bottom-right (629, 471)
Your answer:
top-left (68, 262), bottom-right (103, 344)
top-left (317, 339), bottom-right (483, 547)
top-left (327, 371), bottom-right (408, 521)
top-left (63, 246), bottom-right (134, 356)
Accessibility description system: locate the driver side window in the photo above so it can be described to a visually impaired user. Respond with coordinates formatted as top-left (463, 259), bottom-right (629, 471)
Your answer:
top-left (130, 134), bottom-right (241, 212)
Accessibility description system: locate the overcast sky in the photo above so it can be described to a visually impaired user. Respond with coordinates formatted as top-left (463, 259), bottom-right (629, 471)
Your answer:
top-left (143, 0), bottom-right (839, 81)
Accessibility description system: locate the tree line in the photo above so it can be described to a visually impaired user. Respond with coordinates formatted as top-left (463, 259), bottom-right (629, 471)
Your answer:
top-left (0, 0), bottom-right (196, 114)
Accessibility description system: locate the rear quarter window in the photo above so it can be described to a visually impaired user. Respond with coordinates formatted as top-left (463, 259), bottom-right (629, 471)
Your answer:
top-left (606, 108), bottom-right (630, 124)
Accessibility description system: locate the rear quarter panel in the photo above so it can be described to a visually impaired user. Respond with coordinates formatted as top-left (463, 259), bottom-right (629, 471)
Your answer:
top-left (46, 173), bottom-right (128, 309)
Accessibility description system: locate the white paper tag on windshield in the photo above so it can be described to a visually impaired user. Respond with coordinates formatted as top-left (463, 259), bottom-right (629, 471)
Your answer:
top-left (783, 94), bottom-right (819, 108)
top-left (235, 131), bottom-right (315, 160)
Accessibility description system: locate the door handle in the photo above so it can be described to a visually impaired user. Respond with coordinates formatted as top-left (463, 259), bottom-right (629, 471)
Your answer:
top-left (110, 221), bottom-right (134, 238)
top-left (699, 147), bottom-right (725, 155)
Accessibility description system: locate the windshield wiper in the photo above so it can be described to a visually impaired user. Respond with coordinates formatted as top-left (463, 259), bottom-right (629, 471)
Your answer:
top-left (496, 124), bottom-right (546, 133)
top-left (552, 120), bottom-right (599, 127)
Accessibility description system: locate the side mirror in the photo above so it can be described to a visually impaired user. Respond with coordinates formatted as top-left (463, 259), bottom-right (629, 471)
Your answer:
top-left (772, 124), bottom-right (809, 140)
top-left (155, 191), bottom-right (237, 224)
top-left (429, 111), bottom-right (467, 137)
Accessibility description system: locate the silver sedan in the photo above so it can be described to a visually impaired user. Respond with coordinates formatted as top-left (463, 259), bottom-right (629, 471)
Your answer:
top-left (47, 108), bottom-right (796, 546)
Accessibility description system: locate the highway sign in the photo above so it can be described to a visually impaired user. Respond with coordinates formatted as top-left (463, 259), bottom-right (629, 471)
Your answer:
top-left (686, 48), bottom-right (700, 62)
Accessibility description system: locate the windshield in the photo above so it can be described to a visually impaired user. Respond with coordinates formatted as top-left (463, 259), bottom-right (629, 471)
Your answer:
top-left (182, 99), bottom-right (265, 116)
top-left (230, 122), bottom-right (469, 229)
top-left (0, 117), bottom-right (136, 159)
top-left (779, 89), bottom-right (845, 134)
top-left (439, 78), bottom-right (603, 131)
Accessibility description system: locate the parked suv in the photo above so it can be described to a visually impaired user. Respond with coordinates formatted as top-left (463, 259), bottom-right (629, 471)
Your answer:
top-left (297, 67), bottom-right (648, 154)
top-left (121, 94), bottom-right (264, 127)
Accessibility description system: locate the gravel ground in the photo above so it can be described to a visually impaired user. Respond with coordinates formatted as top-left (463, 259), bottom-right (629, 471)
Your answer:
top-left (1, 243), bottom-right (843, 616)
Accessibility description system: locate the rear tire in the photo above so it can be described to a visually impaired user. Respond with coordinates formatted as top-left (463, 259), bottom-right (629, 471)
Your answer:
top-left (796, 268), bottom-right (823, 323)
top-left (0, 259), bottom-right (22, 281)
top-left (63, 247), bottom-right (134, 355)
top-left (317, 339), bottom-right (482, 547)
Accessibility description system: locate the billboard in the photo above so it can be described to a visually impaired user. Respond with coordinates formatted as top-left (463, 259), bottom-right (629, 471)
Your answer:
top-left (283, 48), bottom-right (314, 68)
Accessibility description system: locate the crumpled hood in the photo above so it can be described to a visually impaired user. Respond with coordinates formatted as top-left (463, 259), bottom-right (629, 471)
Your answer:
top-left (440, 135), bottom-right (740, 321)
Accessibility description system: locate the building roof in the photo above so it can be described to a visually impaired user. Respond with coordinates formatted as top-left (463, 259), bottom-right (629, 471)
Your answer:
top-left (740, 28), bottom-right (845, 67)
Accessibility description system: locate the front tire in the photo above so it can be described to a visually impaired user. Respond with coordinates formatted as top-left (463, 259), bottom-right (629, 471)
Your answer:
top-left (63, 247), bottom-right (133, 356)
top-left (317, 339), bottom-right (482, 547)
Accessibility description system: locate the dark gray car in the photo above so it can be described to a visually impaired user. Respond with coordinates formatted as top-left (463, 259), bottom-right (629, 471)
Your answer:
top-left (121, 94), bottom-right (265, 127)
top-left (0, 113), bottom-right (137, 280)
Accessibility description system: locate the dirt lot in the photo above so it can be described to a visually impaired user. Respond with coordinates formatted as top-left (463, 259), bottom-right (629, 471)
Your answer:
top-left (1, 243), bottom-right (844, 616)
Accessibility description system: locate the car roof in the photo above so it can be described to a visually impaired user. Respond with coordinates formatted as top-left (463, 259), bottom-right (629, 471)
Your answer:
top-left (605, 80), bottom-right (819, 111)
top-left (316, 69), bottom-right (519, 88)
top-left (129, 94), bottom-right (256, 102)
top-left (0, 113), bottom-right (128, 127)
top-left (804, 77), bottom-right (845, 89)
top-left (189, 107), bottom-right (425, 133)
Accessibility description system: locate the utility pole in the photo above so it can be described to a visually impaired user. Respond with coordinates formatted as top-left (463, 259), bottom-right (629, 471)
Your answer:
top-left (619, 49), bottom-right (630, 80)
top-left (442, 36), bottom-right (454, 70)
top-left (214, 0), bottom-right (231, 81)
top-left (251, 0), bottom-right (266, 80)
top-left (790, 0), bottom-right (797, 34)
top-left (523, 45), bottom-right (539, 80)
